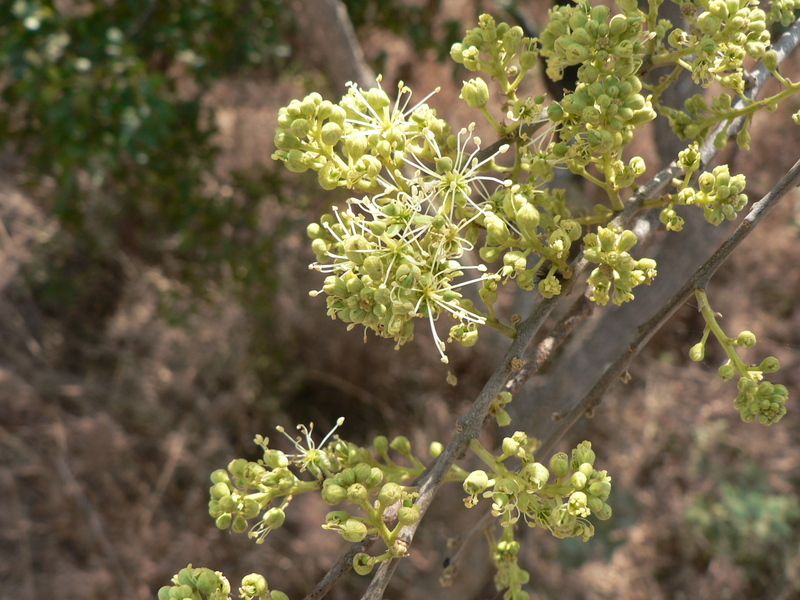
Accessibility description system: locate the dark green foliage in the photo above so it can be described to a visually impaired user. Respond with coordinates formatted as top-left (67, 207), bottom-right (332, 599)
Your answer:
top-left (0, 0), bottom-right (292, 256)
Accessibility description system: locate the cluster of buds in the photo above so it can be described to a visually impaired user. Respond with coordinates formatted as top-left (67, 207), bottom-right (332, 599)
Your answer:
top-left (464, 436), bottom-right (612, 542)
top-left (274, 78), bottom-right (521, 362)
top-left (159, 567), bottom-right (288, 600)
top-left (539, 1), bottom-right (646, 84)
top-left (692, 289), bottom-right (788, 425)
top-left (583, 225), bottom-right (657, 305)
top-left (665, 164), bottom-right (748, 228)
top-left (207, 419), bottom-right (431, 569)
top-left (450, 14), bottom-right (539, 89)
top-left (668, 0), bottom-right (770, 93)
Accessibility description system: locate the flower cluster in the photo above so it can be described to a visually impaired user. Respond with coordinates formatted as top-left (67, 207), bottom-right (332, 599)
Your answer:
top-left (450, 14), bottom-right (539, 92)
top-left (206, 418), bottom-right (435, 573)
top-left (664, 164), bottom-right (748, 229)
top-left (692, 290), bottom-right (788, 425)
top-left (539, 1), bottom-right (646, 85)
top-left (158, 566), bottom-right (288, 600)
top-left (668, 0), bottom-right (770, 93)
top-left (584, 225), bottom-right (657, 305)
top-left (464, 436), bottom-right (612, 541)
top-left (274, 80), bottom-right (519, 362)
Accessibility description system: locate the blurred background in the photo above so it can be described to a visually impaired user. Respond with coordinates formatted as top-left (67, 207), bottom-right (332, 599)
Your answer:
top-left (1, 1), bottom-right (800, 599)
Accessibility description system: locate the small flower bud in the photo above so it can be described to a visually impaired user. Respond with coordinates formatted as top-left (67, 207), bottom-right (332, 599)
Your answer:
top-left (398, 504), bottom-right (421, 526)
top-left (463, 470), bottom-right (491, 496)
top-left (342, 518), bottom-right (368, 542)
top-left (429, 441), bottom-right (444, 457)
top-left (735, 331), bottom-right (757, 347)
top-left (215, 514), bottom-right (232, 529)
top-left (759, 356), bottom-right (780, 373)
top-left (347, 483), bottom-right (369, 504)
top-left (550, 452), bottom-right (570, 479)
top-left (390, 435), bottom-right (412, 456)
top-left (322, 481), bottom-right (348, 505)
top-left (378, 482), bottom-right (403, 507)
top-left (460, 77), bottom-right (490, 109)
top-left (762, 49), bottom-right (779, 72)
top-left (689, 342), bottom-right (705, 362)
top-left (353, 553), bottom-right (374, 576)
top-left (718, 363), bottom-right (736, 381)
top-left (240, 574), bottom-right (268, 596)
top-left (570, 471), bottom-right (588, 489)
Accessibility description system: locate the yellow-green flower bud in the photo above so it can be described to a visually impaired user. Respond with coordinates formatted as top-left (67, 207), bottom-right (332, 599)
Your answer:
top-left (390, 435), bottom-right (412, 456)
top-left (378, 482), bottom-right (403, 507)
top-left (521, 462), bottom-right (550, 489)
top-left (550, 452), bottom-right (570, 479)
top-left (463, 470), bottom-right (491, 495)
top-left (397, 504), bottom-right (421, 526)
top-left (596, 502), bottom-right (613, 520)
top-left (322, 481), bottom-right (347, 505)
top-left (346, 483), bottom-right (369, 504)
top-left (240, 574), bottom-right (268, 597)
top-left (502, 436), bottom-right (520, 457)
top-left (735, 330), bottom-right (757, 347)
top-left (215, 513), bottom-right (232, 529)
top-left (616, 229), bottom-right (638, 253)
top-left (718, 363), bottom-right (736, 381)
top-left (520, 48), bottom-right (538, 70)
top-left (429, 441), bottom-right (444, 457)
top-left (460, 77), bottom-right (490, 109)
top-left (271, 591), bottom-right (290, 600)
top-left (210, 481), bottom-right (231, 500)
top-left (353, 553), bottom-right (374, 576)
top-left (759, 356), bottom-right (780, 373)
top-left (342, 518), bottom-right (368, 542)
top-left (232, 515), bottom-right (248, 533)
top-left (570, 471), bottom-right (588, 489)
top-left (689, 342), bottom-right (705, 362)
top-left (320, 122), bottom-right (343, 146)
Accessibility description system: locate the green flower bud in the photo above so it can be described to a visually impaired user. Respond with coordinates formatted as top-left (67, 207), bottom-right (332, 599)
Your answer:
top-left (520, 462), bottom-right (550, 489)
top-left (485, 212), bottom-right (510, 244)
top-left (572, 441), bottom-right (596, 469)
top-left (364, 467), bottom-right (384, 489)
top-left (502, 436), bottom-right (520, 457)
top-left (550, 452), bottom-right (570, 479)
top-left (210, 481), bottom-right (231, 500)
top-left (261, 506), bottom-right (286, 529)
top-left (689, 342), bottom-right (705, 362)
top-left (322, 481), bottom-right (348, 505)
top-left (390, 435), bottom-right (412, 456)
top-left (464, 470), bottom-right (491, 495)
top-left (520, 48), bottom-right (538, 70)
top-left (215, 513), bottom-right (232, 529)
top-left (271, 591), bottom-right (290, 600)
top-left (240, 573), bottom-right (268, 596)
top-left (397, 504), bottom-right (421, 526)
top-left (570, 471), bottom-right (588, 489)
top-left (378, 482), bottom-right (403, 507)
top-left (735, 330), bottom-right (757, 347)
top-left (275, 130), bottom-right (304, 154)
top-left (320, 122), bottom-right (343, 146)
top-left (346, 483), bottom-right (369, 504)
top-left (460, 77), bottom-right (490, 109)
top-left (342, 518), bottom-right (368, 542)
top-left (759, 356), bottom-right (780, 373)
top-left (595, 502), bottom-right (613, 520)
top-left (158, 586), bottom-right (172, 600)
top-left (353, 553), bottom-right (374, 576)
top-left (479, 245), bottom-right (502, 262)
top-left (429, 441), bottom-right (444, 457)
top-left (232, 514), bottom-right (248, 533)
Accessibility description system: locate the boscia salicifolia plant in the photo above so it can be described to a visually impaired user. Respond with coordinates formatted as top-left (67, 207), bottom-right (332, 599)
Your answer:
top-left (161, 2), bottom-right (800, 599)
